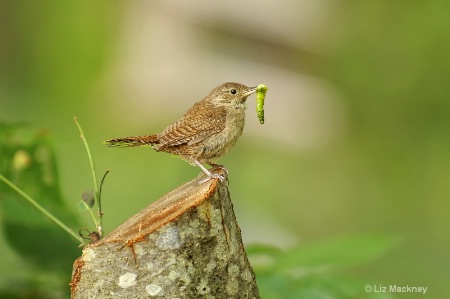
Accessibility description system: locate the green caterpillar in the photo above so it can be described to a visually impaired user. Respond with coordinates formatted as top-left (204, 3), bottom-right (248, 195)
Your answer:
top-left (256, 84), bottom-right (268, 124)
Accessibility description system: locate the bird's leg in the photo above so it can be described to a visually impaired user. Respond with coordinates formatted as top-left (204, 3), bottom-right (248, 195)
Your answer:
top-left (194, 160), bottom-right (225, 184)
top-left (208, 163), bottom-right (228, 174)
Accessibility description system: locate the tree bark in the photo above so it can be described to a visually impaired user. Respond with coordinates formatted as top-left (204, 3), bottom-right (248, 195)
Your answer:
top-left (71, 173), bottom-right (260, 298)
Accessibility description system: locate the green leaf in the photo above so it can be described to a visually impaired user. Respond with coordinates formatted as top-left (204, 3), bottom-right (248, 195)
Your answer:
top-left (274, 233), bottom-right (400, 272)
top-left (0, 124), bottom-right (82, 271)
top-left (257, 272), bottom-right (342, 299)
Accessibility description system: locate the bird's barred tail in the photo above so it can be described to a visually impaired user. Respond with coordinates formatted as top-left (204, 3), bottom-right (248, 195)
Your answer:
top-left (103, 135), bottom-right (159, 147)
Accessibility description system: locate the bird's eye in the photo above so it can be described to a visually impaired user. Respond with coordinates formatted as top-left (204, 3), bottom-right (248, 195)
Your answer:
top-left (230, 89), bottom-right (237, 94)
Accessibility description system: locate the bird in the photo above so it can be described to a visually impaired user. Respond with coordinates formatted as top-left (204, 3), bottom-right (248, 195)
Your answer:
top-left (104, 82), bottom-right (257, 183)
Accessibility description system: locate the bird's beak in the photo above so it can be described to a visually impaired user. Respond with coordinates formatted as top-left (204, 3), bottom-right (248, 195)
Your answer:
top-left (243, 86), bottom-right (257, 97)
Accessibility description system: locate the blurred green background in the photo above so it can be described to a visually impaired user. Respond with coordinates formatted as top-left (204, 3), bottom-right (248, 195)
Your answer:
top-left (1, 1), bottom-right (449, 298)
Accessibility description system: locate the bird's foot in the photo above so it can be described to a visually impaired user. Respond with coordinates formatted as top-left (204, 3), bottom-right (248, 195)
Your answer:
top-left (198, 171), bottom-right (225, 184)
top-left (208, 163), bottom-right (229, 174)
top-left (194, 160), bottom-right (227, 184)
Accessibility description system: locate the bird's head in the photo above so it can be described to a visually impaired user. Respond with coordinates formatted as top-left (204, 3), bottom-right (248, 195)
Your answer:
top-left (208, 82), bottom-right (257, 110)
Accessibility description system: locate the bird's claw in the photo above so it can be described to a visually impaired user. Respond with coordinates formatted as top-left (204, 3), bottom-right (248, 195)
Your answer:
top-left (209, 163), bottom-right (229, 174)
top-left (198, 172), bottom-right (225, 184)
top-left (195, 160), bottom-right (227, 184)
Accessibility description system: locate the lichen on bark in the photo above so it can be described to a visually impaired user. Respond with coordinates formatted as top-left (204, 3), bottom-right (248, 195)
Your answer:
top-left (71, 174), bottom-right (260, 298)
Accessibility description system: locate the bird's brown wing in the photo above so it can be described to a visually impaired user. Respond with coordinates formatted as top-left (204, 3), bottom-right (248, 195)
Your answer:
top-left (157, 102), bottom-right (226, 148)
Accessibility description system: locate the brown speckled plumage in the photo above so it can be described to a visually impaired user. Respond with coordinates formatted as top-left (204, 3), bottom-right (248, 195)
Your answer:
top-left (105, 82), bottom-right (257, 182)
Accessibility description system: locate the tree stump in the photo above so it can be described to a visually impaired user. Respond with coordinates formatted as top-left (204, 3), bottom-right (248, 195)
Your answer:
top-left (71, 172), bottom-right (260, 298)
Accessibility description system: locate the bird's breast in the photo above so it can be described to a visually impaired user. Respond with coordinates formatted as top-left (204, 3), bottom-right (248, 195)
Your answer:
top-left (199, 108), bottom-right (245, 163)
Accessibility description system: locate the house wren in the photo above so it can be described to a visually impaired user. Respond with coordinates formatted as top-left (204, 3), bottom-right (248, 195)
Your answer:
top-left (104, 82), bottom-right (257, 182)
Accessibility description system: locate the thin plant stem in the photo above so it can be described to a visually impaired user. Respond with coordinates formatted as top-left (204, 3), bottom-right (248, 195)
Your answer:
top-left (73, 117), bottom-right (103, 237)
top-left (79, 199), bottom-right (98, 228)
top-left (0, 174), bottom-right (85, 245)
top-left (98, 170), bottom-right (110, 218)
